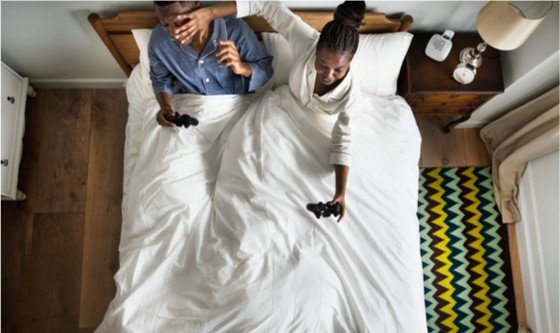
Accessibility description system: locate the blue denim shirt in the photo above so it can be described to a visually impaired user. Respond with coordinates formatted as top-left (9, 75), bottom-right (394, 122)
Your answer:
top-left (148, 16), bottom-right (273, 95)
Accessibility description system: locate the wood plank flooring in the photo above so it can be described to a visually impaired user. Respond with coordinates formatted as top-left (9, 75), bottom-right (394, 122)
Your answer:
top-left (2, 89), bottom-right (520, 332)
top-left (416, 117), bottom-right (491, 167)
top-left (2, 89), bottom-right (127, 332)
top-left (26, 213), bottom-right (85, 333)
top-left (35, 90), bottom-right (93, 213)
top-left (79, 90), bottom-right (127, 328)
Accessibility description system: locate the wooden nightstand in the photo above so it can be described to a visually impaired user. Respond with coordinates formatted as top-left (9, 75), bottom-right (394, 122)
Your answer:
top-left (398, 33), bottom-right (504, 133)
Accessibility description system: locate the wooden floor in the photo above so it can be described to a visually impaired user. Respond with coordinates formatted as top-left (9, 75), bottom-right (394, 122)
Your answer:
top-left (1, 89), bottom-right (521, 332)
top-left (2, 89), bottom-right (127, 333)
top-left (415, 117), bottom-right (491, 168)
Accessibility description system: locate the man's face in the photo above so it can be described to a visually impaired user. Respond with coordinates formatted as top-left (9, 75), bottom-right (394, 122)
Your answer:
top-left (155, 2), bottom-right (199, 37)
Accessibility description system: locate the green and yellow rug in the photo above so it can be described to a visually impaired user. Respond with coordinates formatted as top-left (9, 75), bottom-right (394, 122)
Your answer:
top-left (418, 167), bottom-right (517, 333)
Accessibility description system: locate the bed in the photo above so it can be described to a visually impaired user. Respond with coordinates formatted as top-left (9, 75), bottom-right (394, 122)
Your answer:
top-left (90, 7), bottom-right (426, 333)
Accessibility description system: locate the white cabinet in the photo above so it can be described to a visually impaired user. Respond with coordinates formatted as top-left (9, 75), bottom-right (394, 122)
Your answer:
top-left (1, 62), bottom-right (29, 200)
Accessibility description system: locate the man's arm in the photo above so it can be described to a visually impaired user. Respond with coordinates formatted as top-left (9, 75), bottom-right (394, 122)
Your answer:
top-left (175, 3), bottom-right (273, 92)
top-left (213, 36), bottom-right (272, 93)
top-left (230, 20), bottom-right (274, 92)
top-left (148, 43), bottom-right (176, 127)
top-left (155, 92), bottom-right (176, 127)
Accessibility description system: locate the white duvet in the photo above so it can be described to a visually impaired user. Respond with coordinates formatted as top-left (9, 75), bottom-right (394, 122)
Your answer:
top-left (97, 68), bottom-right (427, 332)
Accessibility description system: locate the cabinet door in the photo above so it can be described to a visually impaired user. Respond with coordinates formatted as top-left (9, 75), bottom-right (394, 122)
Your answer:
top-left (1, 64), bottom-right (25, 198)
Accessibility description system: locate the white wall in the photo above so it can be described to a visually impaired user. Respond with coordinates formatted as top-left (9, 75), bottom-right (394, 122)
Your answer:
top-left (460, 1), bottom-right (559, 127)
top-left (1, 1), bottom-right (485, 85)
top-left (517, 151), bottom-right (560, 333)
top-left (462, 51), bottom-right (560, 128)
top-left (501, 1), bottom-right (560, 88)
top-left (1, 1), bottom-right (155, 86)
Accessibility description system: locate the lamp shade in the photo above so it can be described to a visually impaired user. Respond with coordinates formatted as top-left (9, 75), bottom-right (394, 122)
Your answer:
top-left (477, 1), bottom-right (551, 51)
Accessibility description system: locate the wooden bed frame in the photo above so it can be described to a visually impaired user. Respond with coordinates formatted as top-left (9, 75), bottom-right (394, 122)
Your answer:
top-left (89, 10), bottom-right (413, 77)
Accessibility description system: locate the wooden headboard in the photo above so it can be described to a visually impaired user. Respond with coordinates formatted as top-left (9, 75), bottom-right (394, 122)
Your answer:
top-left (89, 10), bottom-right (413, 77)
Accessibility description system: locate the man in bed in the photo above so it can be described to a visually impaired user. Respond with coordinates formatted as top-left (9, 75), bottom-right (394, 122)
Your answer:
top-left (150, 1), bottom-right (273, 127)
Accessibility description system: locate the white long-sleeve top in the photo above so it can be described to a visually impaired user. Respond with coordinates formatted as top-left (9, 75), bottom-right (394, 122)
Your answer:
top-left (237, 1), bottom-right (361, 166)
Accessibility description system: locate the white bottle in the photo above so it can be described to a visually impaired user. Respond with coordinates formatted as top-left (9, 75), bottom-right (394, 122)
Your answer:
top-left (425, 30), bottom-right (454, 62)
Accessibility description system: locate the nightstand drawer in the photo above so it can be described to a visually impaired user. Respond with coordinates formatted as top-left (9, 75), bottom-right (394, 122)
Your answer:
top-left (408, 100), bottom-right (484, 108)
top-left (404, 93), bottom-right (486, 103)
top-left (411, 107), bottom-right (471, 116)
top-left (404, 93), bottom-right (490, 116)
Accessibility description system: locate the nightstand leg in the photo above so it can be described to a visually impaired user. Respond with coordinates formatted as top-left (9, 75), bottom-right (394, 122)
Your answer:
top-left (16, 190), bottom-right (27, 201)
top-left (27, 85), bottom-right (37, 98)
top-left (443, 114), bottom-right (472, 133)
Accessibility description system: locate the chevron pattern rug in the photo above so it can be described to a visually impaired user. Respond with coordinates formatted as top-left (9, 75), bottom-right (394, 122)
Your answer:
top-left (418, 167), bottom-right (517, 333)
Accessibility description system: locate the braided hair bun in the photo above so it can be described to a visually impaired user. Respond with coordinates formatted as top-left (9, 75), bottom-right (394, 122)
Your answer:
top-left (317, 1), bottom-right (366, 56)
top-left (334, 1), bottom-right (365, 28)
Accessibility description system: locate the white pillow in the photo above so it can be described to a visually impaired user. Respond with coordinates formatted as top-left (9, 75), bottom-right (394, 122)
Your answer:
top-left (354, 32), bottom-right (413, 96)
top-left (131, 29), bottom-right (152, 80)
top-left (262, 32), bottom-right (295, 89)
top-left (262, 32), bottom-right (413, 96)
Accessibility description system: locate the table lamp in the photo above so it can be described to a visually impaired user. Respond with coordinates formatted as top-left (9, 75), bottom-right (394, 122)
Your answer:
top-left (454, 1), bottom-right (553, 84)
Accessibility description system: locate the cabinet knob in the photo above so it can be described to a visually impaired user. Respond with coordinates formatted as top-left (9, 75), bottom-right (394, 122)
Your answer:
top-left (7, 96), bottom-right (15, 104)
top-left (1, 159), bottom-right (8, 167)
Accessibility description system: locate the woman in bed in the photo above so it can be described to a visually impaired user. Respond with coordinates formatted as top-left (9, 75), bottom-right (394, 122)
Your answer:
top-left (176, 0), bottom-right (365, 221)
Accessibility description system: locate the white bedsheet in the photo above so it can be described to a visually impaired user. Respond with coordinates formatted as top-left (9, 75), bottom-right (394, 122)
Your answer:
top-left (98, 67), bottom-right (427, 332)
top-left (98, 67), bottom-right (251, 332)
top-left (208, 86), bottom-right (426, 332)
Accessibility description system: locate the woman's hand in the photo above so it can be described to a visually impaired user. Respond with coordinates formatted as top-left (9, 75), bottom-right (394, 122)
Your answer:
top-left (216, 39), bottom-right (252, 77)
top-left (174, 7), bottom-right (215, 45)
top-left (329, 193), bottom-right (346, 223)
top-left (156, 105), bottom-right (176, 127)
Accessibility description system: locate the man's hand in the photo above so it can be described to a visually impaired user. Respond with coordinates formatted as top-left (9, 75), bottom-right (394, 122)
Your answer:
top-left (174, 7), bottom-right (214, 45)
top-left (156, 105), bottom-right (176, 127)
top-left (216, 39), bottom-right (252, 77)
top-left (329, 193), bottom-right (346, 223)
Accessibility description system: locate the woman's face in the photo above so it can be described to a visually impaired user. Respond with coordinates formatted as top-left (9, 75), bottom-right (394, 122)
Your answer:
top-left (314, 48), bottom-right (353, 86)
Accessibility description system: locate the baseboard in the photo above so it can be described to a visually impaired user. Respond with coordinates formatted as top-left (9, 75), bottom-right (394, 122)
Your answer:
top-left (30, 79), bottom-right (126, 89)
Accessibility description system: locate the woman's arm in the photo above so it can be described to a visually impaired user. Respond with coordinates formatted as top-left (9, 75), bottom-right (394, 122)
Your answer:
top-left (330, 111), bottom-right (352, 166)
top-left (330, 164), bottom-right (349, 222)
top-left (174, 2), bottom-right (237, 45)
top-left (176, 1), bottom-right (317, 56)
top-left (237, 1), bottom-right (319, 56)
top-left (329, 110), bottom-right (352, 222)
top-left (235, 1), bottom-right (316, 44)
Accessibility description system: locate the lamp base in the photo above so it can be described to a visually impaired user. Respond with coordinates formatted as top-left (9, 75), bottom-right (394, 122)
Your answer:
top-left (459, 42), bottom-right (487, 68)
